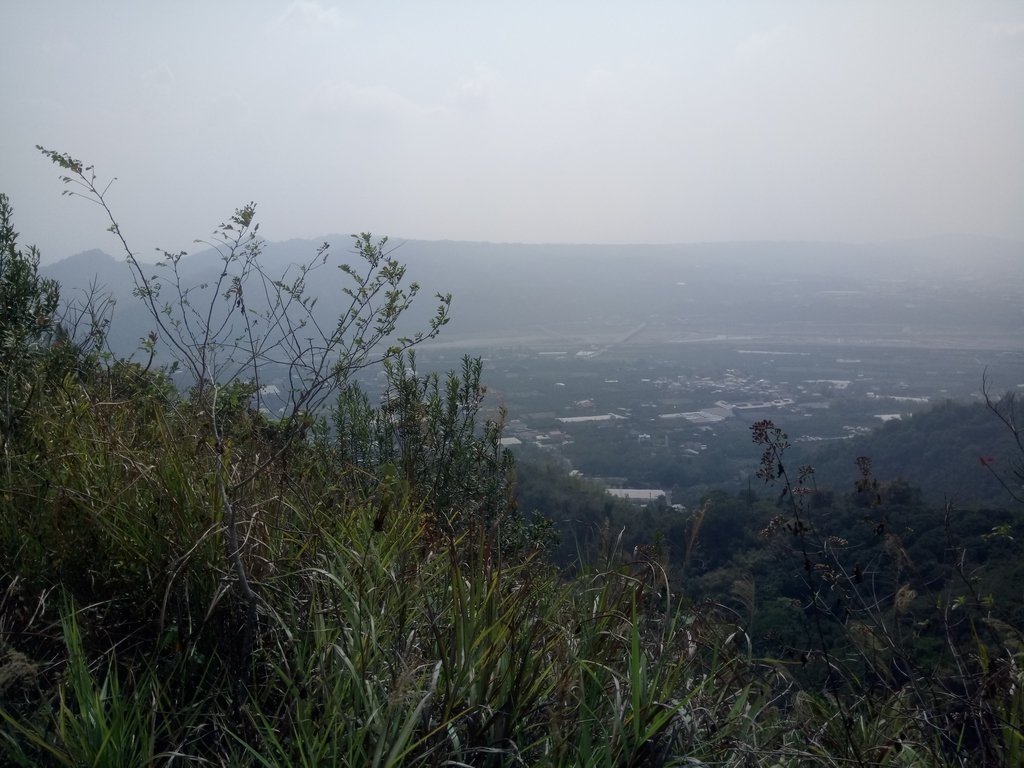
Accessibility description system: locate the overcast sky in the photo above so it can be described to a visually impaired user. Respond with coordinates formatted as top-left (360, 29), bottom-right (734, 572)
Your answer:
top-left (3, 1), bottom-right (1023, 261)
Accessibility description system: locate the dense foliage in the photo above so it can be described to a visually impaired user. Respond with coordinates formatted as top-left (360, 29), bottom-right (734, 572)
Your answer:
top-left (3, 178), bottom-right (1024, 765)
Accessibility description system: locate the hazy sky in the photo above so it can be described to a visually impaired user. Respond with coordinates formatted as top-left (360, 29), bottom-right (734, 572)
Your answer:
top-left (3, 1), bottom-right (1023, 261)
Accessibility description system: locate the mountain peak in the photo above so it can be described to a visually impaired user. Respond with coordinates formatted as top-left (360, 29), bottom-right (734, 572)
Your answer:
top-left (59, 248), bottom-right (118, 267)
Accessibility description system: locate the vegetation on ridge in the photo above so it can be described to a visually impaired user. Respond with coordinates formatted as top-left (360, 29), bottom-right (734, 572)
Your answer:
top-left (1, 153), bottom-right (1023, 765)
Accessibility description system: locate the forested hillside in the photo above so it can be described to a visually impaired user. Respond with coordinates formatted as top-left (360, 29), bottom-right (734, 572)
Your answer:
top-left (803, 398), bottom-right (1024, 507)
top-left (4, 159), bottom-right (1024, 766)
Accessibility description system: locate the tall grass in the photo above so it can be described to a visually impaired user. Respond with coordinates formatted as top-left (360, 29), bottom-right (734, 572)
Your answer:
top-left (0, 366), bottom-right (763, 764)
top-left (4, 365), bottom-right (1023, 765)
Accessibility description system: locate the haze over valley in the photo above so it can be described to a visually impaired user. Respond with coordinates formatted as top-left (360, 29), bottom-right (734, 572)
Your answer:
top-left (43, 232), bottom-right (1024, 508)
top-left (46, 233), bottom-right (1024, 352)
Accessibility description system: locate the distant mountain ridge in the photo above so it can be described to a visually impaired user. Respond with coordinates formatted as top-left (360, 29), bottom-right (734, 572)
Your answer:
top-left (41, 235), bottom-right (1024, 357)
